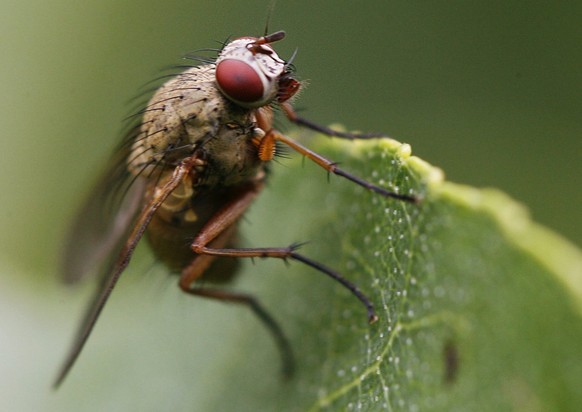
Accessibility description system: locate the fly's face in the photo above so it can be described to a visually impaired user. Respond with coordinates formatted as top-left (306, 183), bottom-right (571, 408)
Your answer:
top-left (215, 33), bottom-right (300, 108)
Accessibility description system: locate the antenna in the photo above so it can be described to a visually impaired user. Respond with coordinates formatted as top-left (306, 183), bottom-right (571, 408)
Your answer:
top-left (264, 0), bottom-right (277, 36)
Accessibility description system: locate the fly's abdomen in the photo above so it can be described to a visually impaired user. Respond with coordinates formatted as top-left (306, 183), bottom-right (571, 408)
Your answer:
top-left (144, 175), bottom-right (246, 280)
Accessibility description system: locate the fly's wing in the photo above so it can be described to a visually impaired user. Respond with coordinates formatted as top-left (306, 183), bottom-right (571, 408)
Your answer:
top-left (55, 143), bottom-right (148, 388)
top-left (61, 144), bottom-right (147, 284)
top-left (55, 151), bottom-right (194, 388)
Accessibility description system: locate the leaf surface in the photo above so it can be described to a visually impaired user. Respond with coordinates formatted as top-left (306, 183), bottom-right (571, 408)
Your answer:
top-left (205, 136), bottom-right (582, 412)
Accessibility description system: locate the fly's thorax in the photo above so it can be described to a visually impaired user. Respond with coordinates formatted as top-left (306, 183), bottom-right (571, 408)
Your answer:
top-left (198, 122), bottom-right (265, 187)
top-left (128, 65), bottom-right (253, 177)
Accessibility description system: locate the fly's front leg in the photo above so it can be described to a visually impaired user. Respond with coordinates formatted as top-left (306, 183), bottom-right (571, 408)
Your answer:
top-left (274, 129), bottom-right (418, 203)
top-left (253, 107), bottom-right (418, 202)
top-left (281, 101), bottom-right (387, 139)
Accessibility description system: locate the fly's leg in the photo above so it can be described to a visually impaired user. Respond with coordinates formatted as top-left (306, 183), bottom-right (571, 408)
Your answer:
top-left (179, 181), bottom-right (378, 378)
top-left (183, 181), bottom-right (378, 324)
top-left (254, 107), bottom-right (418, 203)
top-left (54, 155), bottom-right (201, 388)
top-left (192, 243), bottom-right (378, 324)
top-left (277, 132), bottom-right (417, 202)
top-left (180, 280), bottom-right (295, 378)
top-left (280, 101), bottom-right (389, 139)
top-left (179, 184), bottom-right (294, 377)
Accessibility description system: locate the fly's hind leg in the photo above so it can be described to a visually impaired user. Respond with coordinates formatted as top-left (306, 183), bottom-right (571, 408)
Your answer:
top-left (181, 180), bottom-right (379, 377)
top-left (179, 276), bottom-right (295, 378)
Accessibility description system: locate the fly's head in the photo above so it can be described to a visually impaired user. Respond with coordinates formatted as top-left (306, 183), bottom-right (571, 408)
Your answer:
top-left (215, 31), bottom-right (300, 109)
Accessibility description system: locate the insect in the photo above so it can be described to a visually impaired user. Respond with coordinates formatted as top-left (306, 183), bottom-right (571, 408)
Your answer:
top-left (54, 30), bottom-right (418, 387)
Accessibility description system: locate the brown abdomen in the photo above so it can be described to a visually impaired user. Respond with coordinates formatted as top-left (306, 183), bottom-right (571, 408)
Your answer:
top-left (146, 187), bottom-right (241, 283)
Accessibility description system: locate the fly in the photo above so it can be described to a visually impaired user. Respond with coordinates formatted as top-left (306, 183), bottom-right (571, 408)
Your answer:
top-left (54, 30), bottom-right (418, 387)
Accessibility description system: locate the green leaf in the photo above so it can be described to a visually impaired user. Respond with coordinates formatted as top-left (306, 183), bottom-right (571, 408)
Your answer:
top-left (6, 132), bottom-right (581, 411)
top-left (201, 135), bottom-right (582, 411)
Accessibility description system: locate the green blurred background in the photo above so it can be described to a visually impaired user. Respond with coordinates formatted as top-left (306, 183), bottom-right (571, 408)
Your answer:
top-left (1, 0), bottom-right (580, 410)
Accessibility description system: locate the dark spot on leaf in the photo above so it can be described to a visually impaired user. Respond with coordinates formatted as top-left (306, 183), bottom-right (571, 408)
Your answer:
top-left (443, 340), bottom-right (459, 385)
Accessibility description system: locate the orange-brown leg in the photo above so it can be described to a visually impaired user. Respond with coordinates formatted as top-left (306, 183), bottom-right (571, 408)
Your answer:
top-left (182, 182), bottom-right (378, 324)
top-left (254, 105), bottom-right (417, 202)
top-left (178, 169), bottom-right (380, 379)
top-left (179, 195), bottom-right (294, 377)
top-left (274, 131), bottom-right (417, 202)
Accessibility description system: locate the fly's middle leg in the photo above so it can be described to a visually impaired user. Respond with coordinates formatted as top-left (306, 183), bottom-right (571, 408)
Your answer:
top-left (185, 182), bottom-right (378, 324)
top-left (179, 181), bottom-right (294, 377)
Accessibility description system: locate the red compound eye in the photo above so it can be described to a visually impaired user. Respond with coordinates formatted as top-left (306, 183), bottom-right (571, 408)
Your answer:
top-left (216, 59), bottom-right (265, 104)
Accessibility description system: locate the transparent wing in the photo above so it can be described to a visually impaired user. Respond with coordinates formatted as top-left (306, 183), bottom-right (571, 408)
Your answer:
top-left (61, 144), bottom-right (147, 284)
top-left (54, 153), bottom-right (195, 388)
